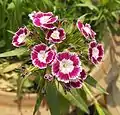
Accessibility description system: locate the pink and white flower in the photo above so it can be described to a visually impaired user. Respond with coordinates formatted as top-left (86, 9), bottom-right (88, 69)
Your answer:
top-left (46, 28), bottom-right (66, 43)
top-left (88, 41), bottom-right (104, 64)
top-left (64, 69), bottom-right (87, 89)
top-left (31, 43), bottom-right (56, 69)
top-left (29, 11), bottom-right (58, 29)
top-left (12, 27), bottom-right (30, 47)
top-left (77, 20), bottom-right (96, 39)
top-left (44, 74), bottom-right (54, 81)
top-left (52, 52), bottom-right (82, 83)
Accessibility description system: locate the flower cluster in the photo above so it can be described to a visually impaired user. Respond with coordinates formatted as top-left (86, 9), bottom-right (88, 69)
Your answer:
top-left (12, 11), bottom-right (104, 89)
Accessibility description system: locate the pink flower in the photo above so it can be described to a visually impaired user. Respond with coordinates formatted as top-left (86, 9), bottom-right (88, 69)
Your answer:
top-left (77, 20), bottom-right (96, 39)
top-left (88, 41), bottom-right (104, 64)
top-left (64, 69), bottom-right (87, 89)
top-left (52, 52), bottom-right (82, 83)
top-left (31, 43), bottom-right (56, 69)
top-left (44, 74), bottom-right (54, 81)
top-left (12, 27), bottom-right (30, 47)
top-left (46, 28), bottom-right (66, 43)
top-left (29, 11), bottom-right (58, 29)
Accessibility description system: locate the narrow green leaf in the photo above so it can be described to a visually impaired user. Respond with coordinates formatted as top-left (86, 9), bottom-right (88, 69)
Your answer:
top-left (71, 89), bottom-right (89, 114)
top-left (0, 48), bottom-right (28, 57)
top-left (56, 83), bottom-right (89, 114)
top-left (46, 82), bottom-right (60, 115)
top-left (85, 75), bottom-right (108, 95)
top-left (33, 93), bottom-right (43, 115)
top-left (33, 78), bottom-right (45, 115)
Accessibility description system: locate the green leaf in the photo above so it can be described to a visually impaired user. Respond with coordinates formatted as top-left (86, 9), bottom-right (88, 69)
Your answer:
top-left (33, 93), bottom-right (43, 115)
top-left (58, 93), bottom-right (70, 114)
top-left (85, 75), bottom-right (108, 95)
top-left (95, 103), bottom-right (105, 115)
top-left (46, 82), bottom-right (60, 115)
top-left (33, 78), bottom-right (45, 115)
top-left (0, 48), bottom-right (28, 57)
top-left (56, 83), bottom-right (89, 114)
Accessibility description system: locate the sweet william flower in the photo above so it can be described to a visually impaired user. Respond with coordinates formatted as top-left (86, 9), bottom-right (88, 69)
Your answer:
top-left (89, 41), bottom-right (104, 64)
top-left (29, 11), bottom-right (58, 29)
top-left (64, 69), bottom-right (87, 89)
top-left (44, 74), bottom-right (54, 81)
top-left (46, 28), bottom-right (66, 43)
top-left (77, 20), bottom-right (96, 39)
top-left (31, 43), bottom-right (56, 69)
top-left (12, 27), bottom-right (30, 47)
top-left (52, 52), bottom-right (82, 83)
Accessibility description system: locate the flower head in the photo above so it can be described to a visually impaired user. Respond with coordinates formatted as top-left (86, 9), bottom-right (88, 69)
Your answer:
top-left (44, 74), bottom-right (54, 81)
top-left (12, 27), bottom-right (30, 47)
top-left (89, 41), bottom-right (104, 64)
top-left (52, 52), bottom-right (82, 83)
top-left (77, 20), bottom-right (96, 39)
top-left (29, 11), bottom-right (58, 29)
top-left (46, 28), bottom-right (66, 43)
top-left (31, 43), bottom-right (56, 69)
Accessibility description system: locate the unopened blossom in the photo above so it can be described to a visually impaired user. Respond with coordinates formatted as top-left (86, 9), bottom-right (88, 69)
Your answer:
top-left (46, 28), bottom-right (66, 43)
top-left (31, 43), bottom-right (56, 69)
top-left (52, 52), bottom-right (82, 83)
top-left (29, 11), bottom-right (58, 29)
top-left (64, 69), bottom-right (87, 89)
top-left (12, 27), bottom-right (30, 47)
top-left (44, 74), bottom-right (54, 81)
top-left (77, 20), bottom-right (96, 39)
top-left (89, 41), bottom-right (104, 64)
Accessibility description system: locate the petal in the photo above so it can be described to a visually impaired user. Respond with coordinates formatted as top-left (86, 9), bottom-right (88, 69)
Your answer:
top-left (58, 28), bottom-right (66, 40)
top-left (89, 41), bottom-right (97, 48)
top-left (42, 24), bottom-right (56, 29)
top-left (52, 60), bottom-right (60, 76)
top-left (46, 50), bottom-right (54, 64)
top-left (47, 16), bottom-right (58, 24)
top-left (70, 54), bottom-right (80, 66)
top-left (33, 59), bottom-right (47, 69)
top-left (90, 30), bottom-right (96, 39)
top-left (97, 44), bottom-right (104, 56)
top-left (16, 28), bottom-right (24, 36)
top-left (69, 67), bottom-right (81, 79)
top-left (51, 39), bottom-right (61, 43)
top-left (57, 52), bottom-right (70, 61)
top-left (31, 50), bottom-right (38, 60)
top-left (34, 11), bottom-right (44, 18)
top-left (33, 44), bottom-right (47, 52)
top-left (24, 27), bottom-right (30, 35)
top-left (70, 79), bottom-right (83, 88)
top-left (43, 12), bottom-right (53, 17)
top-left (77, 20), bottom-right (83, 31)
top-left (91, 57), bottom-right (97, 64)
top-left (80, 69), bottom-right (87, 80)
top-left (82, 29), bottom-right (89, 38)
top-left (33, 18), bottom-right (41, 27)
top-left (97, 56), bottom-right (102, 62)
top-left (12, 35), bottom-right (25, 47)
top-left (88, 48), bottom-right (92, 59)
top-left (58, 72), bottom-right (69, 83)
